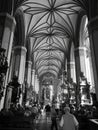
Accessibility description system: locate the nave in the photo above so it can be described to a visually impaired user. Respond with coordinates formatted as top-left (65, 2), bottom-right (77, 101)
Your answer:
top-left (0, 0), bottom-right (98, 130)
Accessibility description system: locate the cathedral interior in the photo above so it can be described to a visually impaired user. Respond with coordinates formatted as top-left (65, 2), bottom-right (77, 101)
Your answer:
top-left (0, 0), bottom-right (98, 130)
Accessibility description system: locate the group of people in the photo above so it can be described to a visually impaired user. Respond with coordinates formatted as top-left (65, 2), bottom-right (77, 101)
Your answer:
top-left (44, 104), bottom-right (79, 130)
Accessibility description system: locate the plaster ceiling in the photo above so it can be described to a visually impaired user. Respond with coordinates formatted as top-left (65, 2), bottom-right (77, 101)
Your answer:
top-left (15, 0), bottom-right (88, 81)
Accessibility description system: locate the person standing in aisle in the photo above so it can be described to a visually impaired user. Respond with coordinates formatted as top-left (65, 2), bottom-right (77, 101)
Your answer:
top-left (45, 104), bottom-right (51, 122)
top-left (59, 106), bottom-right (79, 130)
top-left (51, 105), bottom-right (58, 130)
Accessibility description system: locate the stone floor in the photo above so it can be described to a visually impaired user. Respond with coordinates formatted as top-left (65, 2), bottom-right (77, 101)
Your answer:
top-left (0, 110), bottom-right (91, 130)
top-left (33, 111), bottom-right (90, 130)
top-left (33, 111), bottom-right (61, 130)
top-left (34, 112), bottom-right (52, 130)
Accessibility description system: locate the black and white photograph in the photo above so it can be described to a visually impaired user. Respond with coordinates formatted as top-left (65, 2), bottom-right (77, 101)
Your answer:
top-left (0, 0), bottom-right (98, 130)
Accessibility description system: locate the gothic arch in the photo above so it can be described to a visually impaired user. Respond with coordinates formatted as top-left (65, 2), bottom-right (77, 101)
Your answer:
top-left (79, 15), bottom-right (94, 93)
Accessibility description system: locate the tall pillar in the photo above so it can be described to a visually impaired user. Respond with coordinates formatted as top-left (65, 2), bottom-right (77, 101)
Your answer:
top-left (74, 48), bottom-right (81, 82)
top-left (25, 61), bottom-right (32, 88)
top-left (74, 48), bottom-right (81, 107)
top-left (38, 80), bottom-right (41, 103)
top-left (31, 69), bottom-right (35, 91)
top-left (12, 46), bottom-right (27, 84)
top-left (84, 47), bottom-right (95, 92)
top-left (75, 47), bottom-right (90, 78)
top-left (34, 74), bottom-right (39, 94)
top-left (75, 46), bottom-right (95, 105)
top-left (88, 17), bottom-right (98, 101)
top-left (78, 47), bottom-right (87, 76)
top-left (0, 13), bottom-right (16, 110)
top-left (62, 56), bottom-right (67, 83)
top-left (0, 13), bottom-right (16, 63)
top-left (14, 46), bottom-right (27, 105)
top-left (34, 74), bottom-right (39, 102)
top-left (67, 62), bottom-right (76, 83)
top-left (67, 58), bottom-right (70, 78)
top-left (24, 61), bottom-right (32, 105)
top-left (4, 46), bottom-right (27, 108)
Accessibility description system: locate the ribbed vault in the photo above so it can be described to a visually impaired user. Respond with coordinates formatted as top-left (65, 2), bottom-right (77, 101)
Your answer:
top-left (14, 0), bottom-right (88, 80)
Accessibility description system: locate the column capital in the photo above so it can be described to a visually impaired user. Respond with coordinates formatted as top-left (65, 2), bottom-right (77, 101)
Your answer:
top-left (67, 61), bottom-right (75, 64)
top-left (75, 46), bottom-right (88, 51)
top-left (26, 61), bottom-right (32, 68)
top-left (67, 62), bottom-right (75, 68)
top-left (74, 47), bottom-right (89, 56)
top-left (31, 69), bottom-right (35, 72)
top-left (26, 61), bottom-right (32, 65)
top-left (13, 46), bottom-right (27, 56)
top-left (88, 16), bottom-right (98, 33)
top-left (13, 46), bottom-right (27, 52)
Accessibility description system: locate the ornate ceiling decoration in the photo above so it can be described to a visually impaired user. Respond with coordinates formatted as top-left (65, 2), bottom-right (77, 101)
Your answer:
top-left (14, 0), bottom-right (88, 79)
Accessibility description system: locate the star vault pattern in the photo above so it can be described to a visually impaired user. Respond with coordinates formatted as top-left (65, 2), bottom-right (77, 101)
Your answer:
top-left (13, 0), bottom-right (88, 78)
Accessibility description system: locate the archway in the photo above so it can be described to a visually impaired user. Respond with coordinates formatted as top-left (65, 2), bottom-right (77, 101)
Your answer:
top-left (78, 15), bottom-right (95, 106)
top-left (79, 15), bottom-right (94, 93)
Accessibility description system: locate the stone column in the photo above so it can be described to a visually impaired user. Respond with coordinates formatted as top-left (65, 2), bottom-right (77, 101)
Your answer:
top-left (88, 17), bottom-right (98, 101)
top-left (75, 47), bottom-right (90, 79)
top-left (38, 80), bottom-right (41, 103)
top-left (31, 69), bottom-right (35, 91)
top-left (0, 13), bottom-right (16, 62)
top-left (78, 47), bottom-right (87, 76)
top-left (12, 46), bottom-right (27, 84)
top-left (0, 13), bottom-right (16, 110)
top-left (25, 61), bottom-right (32, 88)
top-left (67, 62), bottom-right (76, 83)
top-left (4, 86), bottom-right (13, 110)
top-left (34, 74), bottom-right (39, 94)
top-left (4, 46), bottom-right (27, 108)
top-left (24, 61), bottom-right (32, 104)
top-left (74, 48), bottom-right (81, 107)
top-left (84, 47), bottom-right (95, 93)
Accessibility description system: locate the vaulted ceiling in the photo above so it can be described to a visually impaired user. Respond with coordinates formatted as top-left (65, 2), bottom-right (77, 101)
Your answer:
top-left (14, 0), bottom-right (88, 81)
